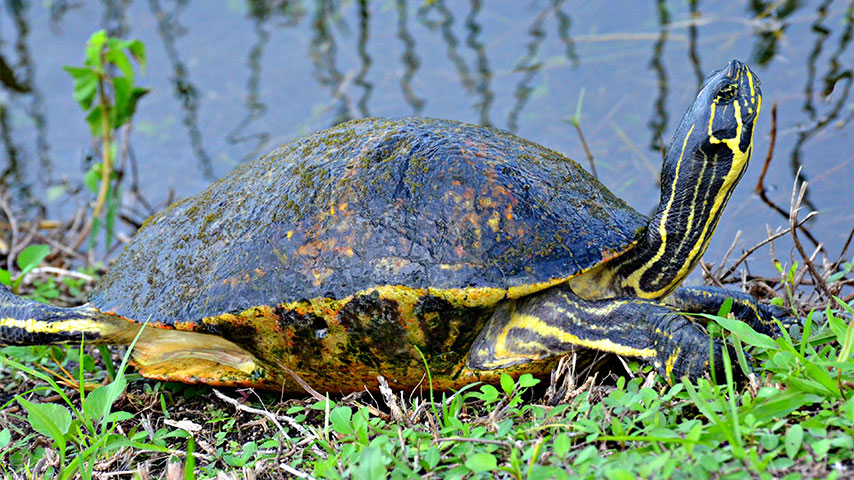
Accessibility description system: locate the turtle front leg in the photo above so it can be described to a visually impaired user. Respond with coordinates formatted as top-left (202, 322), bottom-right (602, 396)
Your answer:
top-left (665, 286), bottom-right (797, 336)
top-left (468, 284), bottom-right (726, 381)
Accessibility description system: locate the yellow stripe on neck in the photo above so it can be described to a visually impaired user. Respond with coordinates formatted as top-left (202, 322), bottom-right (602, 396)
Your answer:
top-left (620, 123), bottom-right (695, 298)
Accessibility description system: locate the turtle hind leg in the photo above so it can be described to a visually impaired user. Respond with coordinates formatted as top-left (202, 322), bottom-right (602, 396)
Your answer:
top-left (468, 284), bottom-right (723, 381)
top-left (130, 328), bottom-right (258, 375)
top-left (666, 286), bottom-right (798, 335)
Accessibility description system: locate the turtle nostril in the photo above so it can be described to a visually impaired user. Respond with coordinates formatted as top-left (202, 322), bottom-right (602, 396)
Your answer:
top-left (727, 59), bottom-right (742, 78)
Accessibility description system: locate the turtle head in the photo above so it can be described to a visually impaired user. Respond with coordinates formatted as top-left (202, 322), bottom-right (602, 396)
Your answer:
top-left (661, 59), bottom-right (761, 196)
top-left (602, 60), bottom-right (762, 299)
top-left (694, 59), bottom-right (760, 170)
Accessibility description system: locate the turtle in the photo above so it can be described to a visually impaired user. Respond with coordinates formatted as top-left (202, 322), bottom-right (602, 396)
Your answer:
top-left (0, 60), bottom-right (790, 393)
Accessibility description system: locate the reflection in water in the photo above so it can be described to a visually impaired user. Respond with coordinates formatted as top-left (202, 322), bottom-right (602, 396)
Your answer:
top-left (2, 0), bottom-right (50, 193)
top-left (149, 0), bottom-right (215, 179)
top-left (309, 0), bottom-right (353, 126)
top-left (396, 0), bottom-right (424, 114)
top-left (0, 104), bottom-right (21, 193)
top-left (416, 1), bottom-right (478, 102)
top-left (0, 55), bottom-right (30, 94)
top-left (100, 0), bottom-right (132, 37)
top-left (749, 0), bottom-right (803, 66)
top-left (417, 0), bottom-right (498, 124)
top-left (688, 0), bottom-right (704, 87)
top-left (788, 0), bottom-right (853, 211)
top-left (465, 0), bottom-right (494, 126)
top-left (648, 0), bottom-right (669, 156)
top-left (354, 0), bottom-right (373, 118)
top-left (506, 4), bottom-right (548, 133)
top-left (225, 1), bottom-right (304, 162)
top-left (553, 0), bottom-right (578, 66)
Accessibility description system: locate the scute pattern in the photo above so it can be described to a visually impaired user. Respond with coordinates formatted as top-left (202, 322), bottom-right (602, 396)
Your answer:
top-left (90, 117), bottom-right (646, 324)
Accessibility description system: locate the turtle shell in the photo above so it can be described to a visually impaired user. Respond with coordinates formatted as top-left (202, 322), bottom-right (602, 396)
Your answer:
top-left (89, 117), bottom-right (647, 390)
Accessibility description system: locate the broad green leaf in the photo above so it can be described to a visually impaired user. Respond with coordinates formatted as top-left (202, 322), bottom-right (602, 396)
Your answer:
top-left (84, 164), bottom-right (101, 194)
top-left (573, 445), bottom-right (598, 466)
top-left (420, 445), bottom-right (440, 470)
top-left (717, 297), bottom-right (733, 317)
top-left (86, 104), bottom-right (104, 137)
top-left (84, 374), bottom-right (127, 428)
top-left (605, 468), bottom-right (635, 480)
top-left (108, 411), bottom-right (134, 423)
top-left (63, 66), bottom-right (93, 79)
top-left (112, 78), bottom-right (149, 128)
top-left (553, 433), bottom-right (571, 457)
top-left (311, 398), bottom-right (336, 410)
top-left (751, 390), bottom-right (821, 423)
top-left (785, 424), bottom-right (804, 459)
top-left (518, 373), bottom-right (540, 388)
top-left (18, 398), bottom-right (72, 442)
top-left (353, 445), bottom-right (387, 479)
top-left (465, 452), bottom-right (497, 473)
top-left (0, 270), bottom-right (11, 286)
top-left (329, 406), bottom-right (353, 435)
top-left (85, 30), bottom-right (108, 69)
top-left (106, 49), bottom-right (134, 84)
top-left (0, 428), bottom-right (10, 448)
top-left (479, 384), bottom-right (499, 403)
top-left (17, 244), bottom-right (50, 274)
top-left (127, 40), bottom-right (146, 71)
top-left (500, 372), bottom-right (514, 396)
top-left (241, 441), bottom-right (257, 461)
top-left (705, 314), bottom-right (778, 350)
top-left (65, 67), bottom-right (98, 110)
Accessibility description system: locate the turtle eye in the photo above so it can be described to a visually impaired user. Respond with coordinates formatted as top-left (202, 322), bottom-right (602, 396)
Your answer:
top-left (715, 83), bottom-right (738, 103)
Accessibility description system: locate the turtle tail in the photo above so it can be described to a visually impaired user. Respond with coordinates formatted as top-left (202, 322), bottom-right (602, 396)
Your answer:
top-left (0, 286), bottom-right (258, 376)
top-left (0, 286), bottom-right (139, 346)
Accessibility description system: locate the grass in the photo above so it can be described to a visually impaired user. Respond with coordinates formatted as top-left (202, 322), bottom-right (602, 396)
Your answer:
top-left (1, 274), bottom-right (853, 479)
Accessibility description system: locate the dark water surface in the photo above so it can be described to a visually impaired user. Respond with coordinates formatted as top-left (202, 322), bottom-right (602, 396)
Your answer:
top-left (0, 1), bottom-right (851, 279)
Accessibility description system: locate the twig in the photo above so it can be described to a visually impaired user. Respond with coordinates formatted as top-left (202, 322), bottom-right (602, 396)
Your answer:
top-left (434, 437), bottom-right (514, 448)
top-left (34, 233), bottom-right (87, 262)
top-left (278, 463), bottom-right (317, 480)
top-left (573, 122), bottom-right (597, 179)
top-left (30, 266), bottom-right (97, 282)
top-left (754, 102), bottom-right (777, 194)
top-left (377, 376), bottom-right (412, 426)
top-left (753, 103), bottom-right (822, 250)
top-left (213, 389), bottom-right (292, 442)
top-left (95, 471), bottom-right (137, 478)
top-left (788, 174), bottom-right (831, 298)
top-left (719, 212), bottom-right (817, 281)
top-left (831, 225), bottom-right (854, 274)
top-left (714, 230), bottom-right (742, 278)
top-left (410, 385), bottom-right (472, 423)
top-left (700, 261), bottom-right (726, 288)
top-left (278, 363), bottom-right (326, 402)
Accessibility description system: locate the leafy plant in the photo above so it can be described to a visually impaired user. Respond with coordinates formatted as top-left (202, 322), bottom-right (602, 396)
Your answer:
top-left (0, 324), bottom-right (173, 479)
top-left (64, 30), bottom-right (148, 250)
top-left (0, 244), bottom-right (50, 293)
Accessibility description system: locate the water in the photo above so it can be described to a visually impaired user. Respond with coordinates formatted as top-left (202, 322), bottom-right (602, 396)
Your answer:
top-left (0, 0), bottom-right (852, 280)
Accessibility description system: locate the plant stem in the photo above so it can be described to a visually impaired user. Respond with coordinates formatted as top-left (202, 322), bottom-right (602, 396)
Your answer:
top-left (92, 65), bottom-right (113, 219)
